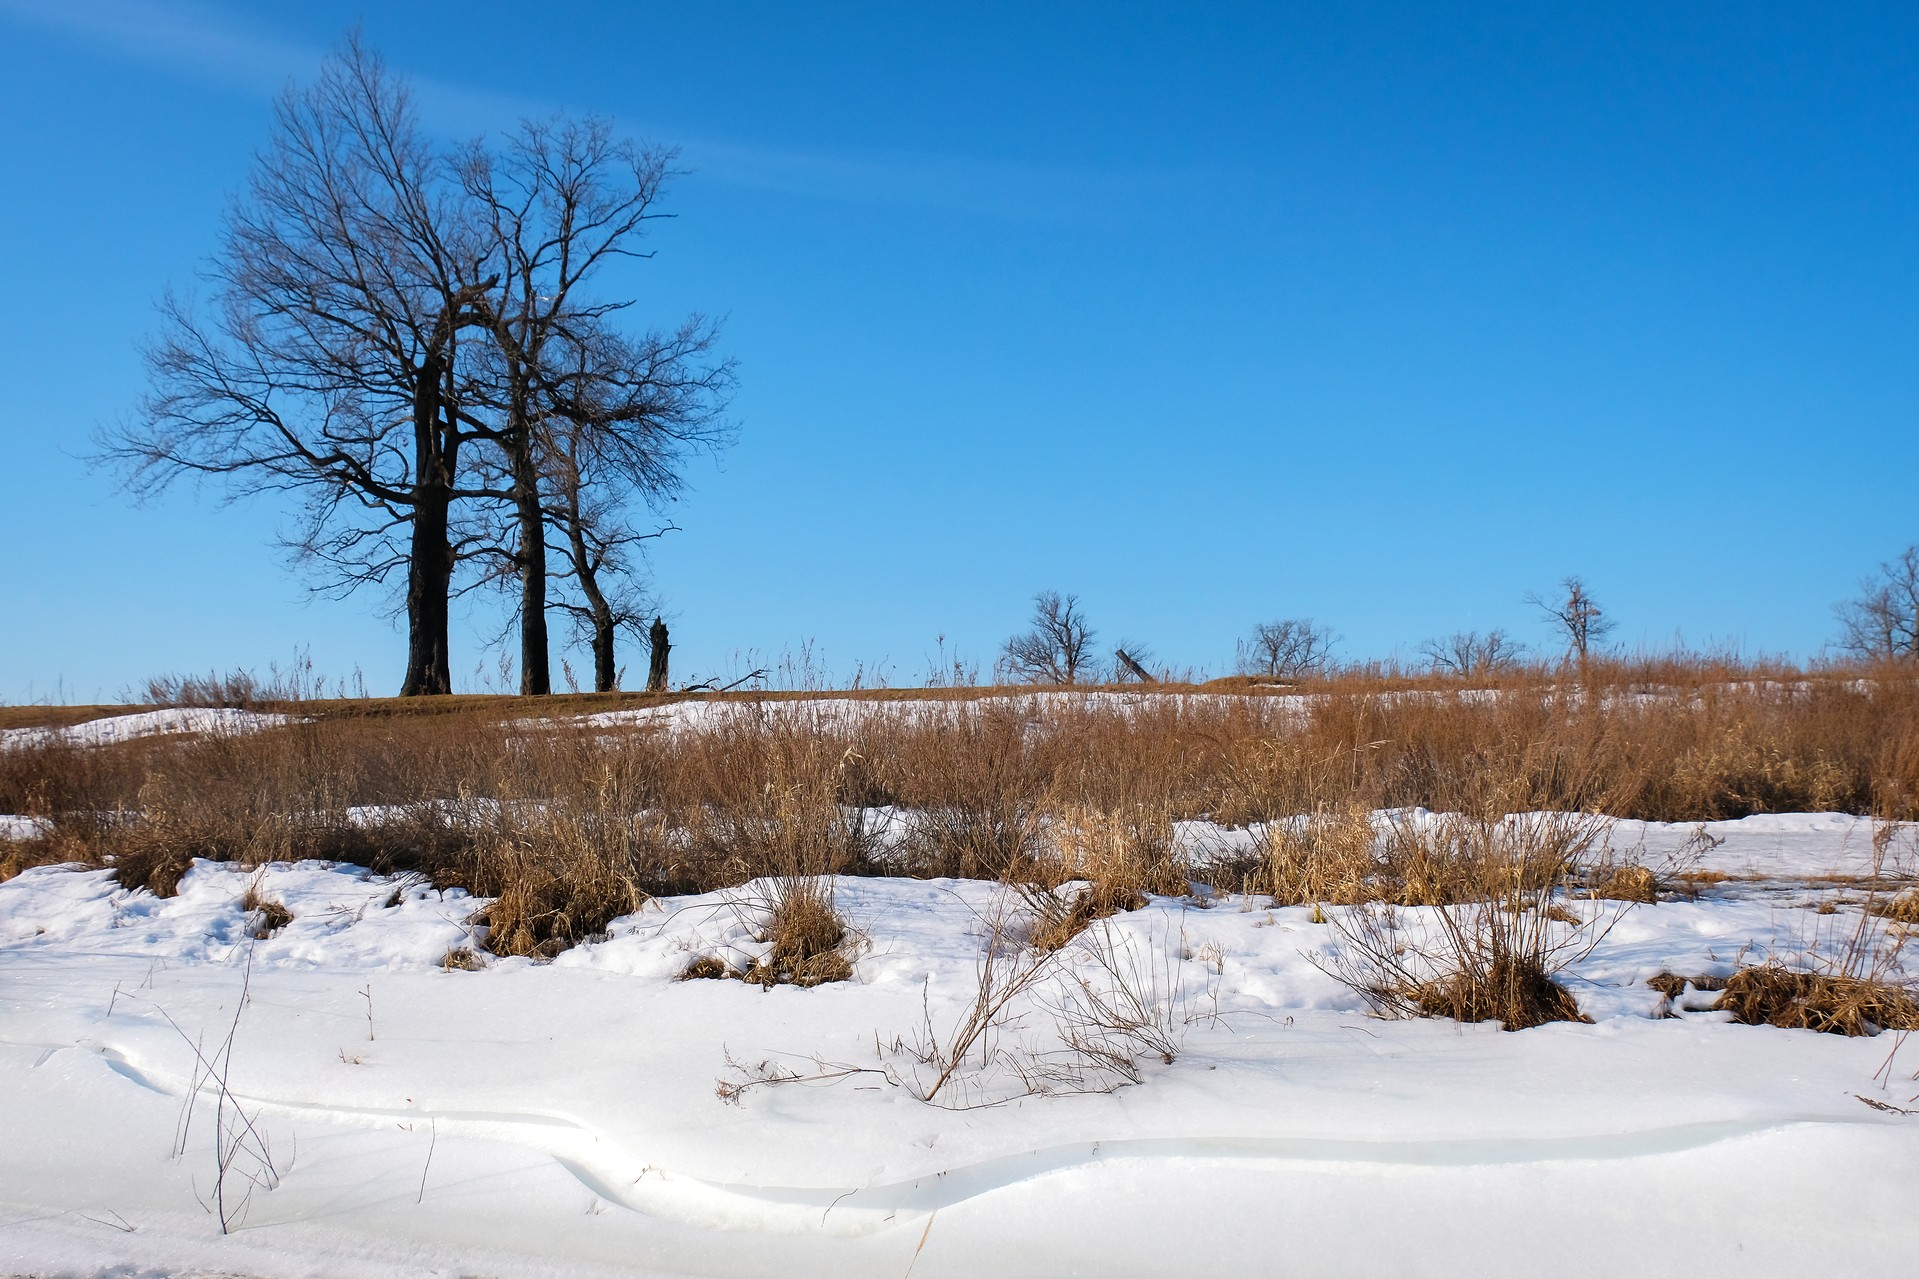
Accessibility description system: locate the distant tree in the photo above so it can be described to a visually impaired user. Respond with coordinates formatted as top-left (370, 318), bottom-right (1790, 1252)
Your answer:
top-left (1527, 577), bottom-right (1613, 670)
top-left (1836, 544), bottom-right (1919, 662)
top-left (1000, 591), bottom-right (1096, 685)
top-left (1238, 619), bottom-right (1335, 680)
top-left (1418, 629), bottom-right (1525, 676)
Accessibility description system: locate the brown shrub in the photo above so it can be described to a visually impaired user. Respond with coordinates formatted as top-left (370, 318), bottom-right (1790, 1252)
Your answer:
top-left (1412, 951), bottom-right (1590, 1030)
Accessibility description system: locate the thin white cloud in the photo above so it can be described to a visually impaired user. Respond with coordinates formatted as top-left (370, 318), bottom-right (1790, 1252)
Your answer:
top-left (0, 0), bottom-right (318, 95)
top-left (0, 0), bottom-right (541, 128)
top-left (1, 0), bottom-right (1194, 222)
top-left (685, 137), bottom-right (1182, 223)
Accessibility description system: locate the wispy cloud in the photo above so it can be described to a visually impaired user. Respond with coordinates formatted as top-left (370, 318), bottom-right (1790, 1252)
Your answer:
top-left (0, 0), bottom-right (318, 95)
top-left (1, 0), bottom-right (1194, 222)
top-left (685, 138), bottom-right (1184, 224)
top-left (0, 0), bottom-right (543, 128)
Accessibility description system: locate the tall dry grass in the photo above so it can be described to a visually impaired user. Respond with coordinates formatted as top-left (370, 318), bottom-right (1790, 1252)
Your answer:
top-left (3, 657), bottom-right (1917, 957)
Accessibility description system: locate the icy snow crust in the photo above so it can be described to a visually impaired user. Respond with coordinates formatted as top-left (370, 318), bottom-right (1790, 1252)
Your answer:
top-left (3, 819), bottom-right (1918, 1276)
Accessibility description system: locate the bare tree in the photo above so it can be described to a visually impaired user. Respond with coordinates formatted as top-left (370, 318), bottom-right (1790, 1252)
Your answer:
top-left (543, 417), bottom-right (677, 691)
top-left (1419, 629), bottom-right (1525, 676)
top-left (105, 37), bottom-right (732, 698)
top-left (1836, 545), bottom-right (1919, 661)
top-left (1000, 591), bottom-right (1096, 685)
top-left (104, 37), bottom-right (505, 696)
top-left (1527, 577), bottom-right (1613, 668)
top-left (1238, 619), bottom-right (1335, 680)
top-left (457, 120), bottom-right (733, 694)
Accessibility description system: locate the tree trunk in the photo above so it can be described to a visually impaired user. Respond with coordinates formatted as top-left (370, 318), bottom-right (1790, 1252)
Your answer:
top-left (514, 462), bottom-right (551, 696)
top-left (592, 612), bottom-right (617, 692)
top-left (508, 372), bottom-right (551, 697)
top-left (400, 353), bottom-right (453, 696)
top-left (401, 497), bottom-right (454, 695)
top-left (1114, 648), bottom-right (1156, 683)
top-left (646, 618), bottom-right (670, 693)
top-left (568, 523), bottom-right (620, 693)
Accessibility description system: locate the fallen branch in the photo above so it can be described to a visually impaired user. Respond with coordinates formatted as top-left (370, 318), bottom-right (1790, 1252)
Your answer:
top-left (680, 669), bottom-right (768, 693)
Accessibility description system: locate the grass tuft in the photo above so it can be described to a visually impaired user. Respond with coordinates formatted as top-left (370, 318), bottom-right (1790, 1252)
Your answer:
top-left (1411, 950), bottom-right (1591, 1029)
top-left (110, 843), bottom-right (197, 898)
top-left (1713, 963), bottom-right (1919, 1036)
top-left (240, 879), bottom-right (293, 938)
top-left (1590, 864), bottom-right (1659, 903)
top-left (440, 946), bottom-right (486, 971)
top-left (1867, 892), bottom-right (1919, 925)
top-left (1029, 880), bottom-right (1149, 951)
top-left (741, 877), bottom-right (855, 988)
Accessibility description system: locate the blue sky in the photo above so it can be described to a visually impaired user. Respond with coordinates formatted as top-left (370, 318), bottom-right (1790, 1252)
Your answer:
top-left (1, 1), bottom-right (1915, 699)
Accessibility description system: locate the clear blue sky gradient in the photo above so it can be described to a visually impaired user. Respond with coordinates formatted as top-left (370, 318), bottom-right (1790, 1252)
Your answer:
top-left (2, 1), bottom-right (1915, 699)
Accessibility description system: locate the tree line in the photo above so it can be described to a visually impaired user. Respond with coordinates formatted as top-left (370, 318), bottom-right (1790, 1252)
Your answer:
top-left (105, 35), bottom-right (734, 696)
top-left (997, 557), bottom-right (1919, 685)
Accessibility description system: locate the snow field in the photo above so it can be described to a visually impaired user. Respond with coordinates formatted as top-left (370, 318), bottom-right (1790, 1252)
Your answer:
top-left (0, 814), bottom-right (1916, 1276)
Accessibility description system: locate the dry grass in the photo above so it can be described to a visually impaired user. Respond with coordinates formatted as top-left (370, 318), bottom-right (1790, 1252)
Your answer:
top-left (1868, 892), bottom-right (1919, 924)
top-left (240, 876), bottom-right (293, 938)
top-left (440, 946), bottom-right (486, 971)
top-left (5, 656), bottom-right (1918, 958)
top-left (1410, 950), bottom-right (1591, 1028)
top-left (1315, 810), bottom-right (1616, 1030)
top-left (742, 877), bottom-right (855, 987)
top-left (1589, 864), bottom-right (1660, 903)
top-left (1028, 880), bottom-right (1150, 952)
top-left (0, 834), bottom-right (73, 884)
top-left (1713, 964), bottom-right (1919, 1035)
top-left (1710, 844), bottom-right (1919, 1036)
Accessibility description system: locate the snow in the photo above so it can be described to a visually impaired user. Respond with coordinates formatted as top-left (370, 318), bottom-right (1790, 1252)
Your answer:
top-left (1176, 808), bottom-right (1912, 883)
top-left (521, 682), bottom-right (1794, 737)
top-left (1610, 812), bottom-right (1903, 880)
top-left (0, 708), bottom-right (300, 750)
top-left (3, 819), bottom-right (1917, 1276)
top-left (0, 815), bottom-right (52, 842)
top-left (523, 689), bottom-right (1297, 734)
